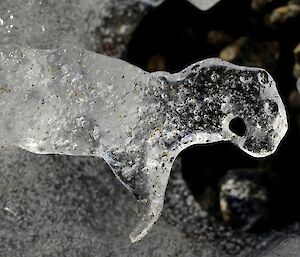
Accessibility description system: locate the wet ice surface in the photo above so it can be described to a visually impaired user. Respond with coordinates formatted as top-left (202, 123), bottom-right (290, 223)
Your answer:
top-left (0, 45), bottom-right (288, 242)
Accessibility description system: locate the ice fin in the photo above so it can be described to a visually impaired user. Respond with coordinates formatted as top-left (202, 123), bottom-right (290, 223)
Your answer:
top-left (129, 195), bottom-right (164, 242)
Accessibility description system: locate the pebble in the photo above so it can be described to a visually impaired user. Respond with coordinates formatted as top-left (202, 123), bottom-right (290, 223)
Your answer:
top-left (219, 169), bottom-right (270, 231)
top-left (265, 2), bottom-right (300, 27)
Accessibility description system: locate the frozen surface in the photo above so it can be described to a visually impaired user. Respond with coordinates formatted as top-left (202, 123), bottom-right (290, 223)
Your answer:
top-left (0, 45), bottom-right (288, 242)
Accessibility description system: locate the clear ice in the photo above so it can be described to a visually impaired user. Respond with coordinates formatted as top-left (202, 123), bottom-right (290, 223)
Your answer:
top-left (0, 45), bottom-right (288, 242)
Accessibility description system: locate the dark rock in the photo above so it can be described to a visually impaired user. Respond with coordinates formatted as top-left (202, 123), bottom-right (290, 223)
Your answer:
top-left (219, 169), bottom-right (270, 231)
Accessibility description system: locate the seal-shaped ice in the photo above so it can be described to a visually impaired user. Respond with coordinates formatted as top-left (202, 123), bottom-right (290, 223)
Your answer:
top-left (0, 45), bottom-right (287, 242)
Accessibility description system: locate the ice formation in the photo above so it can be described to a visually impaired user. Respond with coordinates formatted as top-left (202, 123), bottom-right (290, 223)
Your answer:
top-left (0, 45), bottom-right (287, 242)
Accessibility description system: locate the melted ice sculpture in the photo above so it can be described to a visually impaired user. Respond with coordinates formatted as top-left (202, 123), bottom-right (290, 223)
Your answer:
top-left (0, 45), bottom-right (287, 242)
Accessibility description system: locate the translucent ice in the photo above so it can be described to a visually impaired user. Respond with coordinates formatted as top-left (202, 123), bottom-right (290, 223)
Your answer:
top-left (0, 45), bottom-right (287, 242)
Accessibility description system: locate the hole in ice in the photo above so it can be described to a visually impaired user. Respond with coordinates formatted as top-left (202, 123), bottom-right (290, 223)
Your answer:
top-left (269, 101), bottom-right (279, 115)
top-left (229, 117), bottom-right (246, 137)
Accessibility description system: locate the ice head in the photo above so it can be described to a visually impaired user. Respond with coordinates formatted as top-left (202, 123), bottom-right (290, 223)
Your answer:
top-left (228, 68), bottom-right (288, 158)
top-left (159, 58), bottom-right (288, 159)
top-left (127, 58), bottom-right (288, 242)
